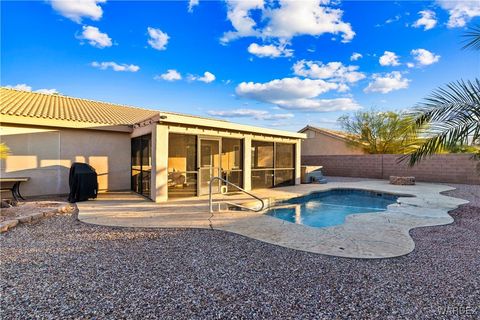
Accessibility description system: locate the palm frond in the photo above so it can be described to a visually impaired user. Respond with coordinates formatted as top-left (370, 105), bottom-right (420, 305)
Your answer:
top-left (462, 24), bottom-right (480, 50)
top-left (402, 79), bottom-right (480, 166)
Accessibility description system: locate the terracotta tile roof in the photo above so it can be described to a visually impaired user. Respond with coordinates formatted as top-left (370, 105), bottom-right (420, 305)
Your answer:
top-left (0, 87), bottom-right (159, 125)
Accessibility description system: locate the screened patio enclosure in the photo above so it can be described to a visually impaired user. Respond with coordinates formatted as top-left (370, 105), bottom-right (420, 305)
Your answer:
top-left (129, 115), bottom-right (304, 202)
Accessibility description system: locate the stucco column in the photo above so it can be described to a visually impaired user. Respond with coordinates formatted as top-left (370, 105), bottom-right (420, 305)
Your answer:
top-left (151, 124), bottom-right (169, 202)
top-left (243, 136), bottom-right (252, 191)
top-left (295, 139), bottom-right (302, 185)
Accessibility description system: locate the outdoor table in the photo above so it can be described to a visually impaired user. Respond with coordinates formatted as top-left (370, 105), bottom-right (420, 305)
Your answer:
top-left (0, 177), bottom-right (30, 201)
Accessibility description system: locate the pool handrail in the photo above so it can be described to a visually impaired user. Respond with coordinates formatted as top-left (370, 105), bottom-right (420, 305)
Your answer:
top-left (208, 176), bottom-right (265, 213)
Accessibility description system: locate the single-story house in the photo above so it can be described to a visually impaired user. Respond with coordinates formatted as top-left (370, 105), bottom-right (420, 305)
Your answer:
top-left (299, 125), bottom-right (366, 156)
top-left (0, 87), bottom-right (305, 202)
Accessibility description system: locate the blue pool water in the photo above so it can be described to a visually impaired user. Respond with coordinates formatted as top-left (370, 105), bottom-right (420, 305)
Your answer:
top-left (266, 189), bottom-right (398, 228)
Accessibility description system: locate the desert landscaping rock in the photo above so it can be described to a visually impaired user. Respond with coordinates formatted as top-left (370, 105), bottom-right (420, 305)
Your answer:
top-left (389, 176), bottom-right (415, 185)
top-left (1, 184), bottom-right (479, 319)
top-left (0, 201), bottom-right (73, 233)
top-left (17, 215), bottom-right (32, 223)
top-left (0, 219), bottom-right (18, 233)
top-left (30, 212), bottom-right (45, 221)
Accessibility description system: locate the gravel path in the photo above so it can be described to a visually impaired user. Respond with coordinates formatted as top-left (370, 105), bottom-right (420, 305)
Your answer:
top-left (1, 181), bottom-right (479, 319)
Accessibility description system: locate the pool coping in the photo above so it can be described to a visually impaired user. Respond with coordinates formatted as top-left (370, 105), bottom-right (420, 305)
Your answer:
top-left (77, 180), bottom-right (469, 259)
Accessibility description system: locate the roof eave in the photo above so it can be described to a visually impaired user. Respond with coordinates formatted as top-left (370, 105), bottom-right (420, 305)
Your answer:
top-left (0, 115), bottom-right (133, 132)
top-left (158, 113), bottom-right (306, 139)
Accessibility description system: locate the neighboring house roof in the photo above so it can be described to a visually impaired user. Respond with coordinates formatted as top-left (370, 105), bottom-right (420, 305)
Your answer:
top-left (298, 125), bottom-right (354, 142)
top-left (299, 125), bottom-right (369, 149)
top-left (0, 87), bottom-right (305, 139)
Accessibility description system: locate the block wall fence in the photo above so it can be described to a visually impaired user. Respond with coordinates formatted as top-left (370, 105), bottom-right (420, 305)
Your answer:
top-left (302, 154), bottom-right (479, 185)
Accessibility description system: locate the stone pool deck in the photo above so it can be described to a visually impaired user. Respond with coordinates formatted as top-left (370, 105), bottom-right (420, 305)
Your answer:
top-left (77, 180), bottom-right (469, 258)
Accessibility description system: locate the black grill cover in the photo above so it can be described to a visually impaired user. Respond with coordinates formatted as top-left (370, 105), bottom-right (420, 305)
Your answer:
top-left (68, 163), bottom-right (98, 203)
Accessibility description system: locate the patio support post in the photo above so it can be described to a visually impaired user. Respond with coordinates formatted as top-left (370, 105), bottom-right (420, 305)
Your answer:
top-left (151, 124), bottom-right (169, 202)
top-left (243, 136), bottom-right (252, 191)
top-left (295, 140), bottom-right (301, 185)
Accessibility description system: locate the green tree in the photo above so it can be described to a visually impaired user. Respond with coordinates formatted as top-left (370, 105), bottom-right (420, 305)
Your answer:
top-left (405, 25), bottom-right (480, 166)
top-left (338, 110), bottom-right (415, 154)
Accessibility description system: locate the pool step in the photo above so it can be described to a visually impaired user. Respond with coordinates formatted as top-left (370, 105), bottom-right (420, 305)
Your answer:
top-left (214, 198), bottom-right (272, 213)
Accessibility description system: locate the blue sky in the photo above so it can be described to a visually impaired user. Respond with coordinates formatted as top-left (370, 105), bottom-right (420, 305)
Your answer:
top-left (2, 0), bottom-right (479, 131)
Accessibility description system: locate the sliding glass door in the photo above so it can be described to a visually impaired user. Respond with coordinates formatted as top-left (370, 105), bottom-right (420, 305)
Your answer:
top-left (199, 138), bottom-right (221, 195)
top-left (131, 134), bottom-right (152, 197)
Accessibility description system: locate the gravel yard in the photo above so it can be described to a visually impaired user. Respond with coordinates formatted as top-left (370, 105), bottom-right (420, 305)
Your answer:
top-left (1, 183), bottom-right (479, 319)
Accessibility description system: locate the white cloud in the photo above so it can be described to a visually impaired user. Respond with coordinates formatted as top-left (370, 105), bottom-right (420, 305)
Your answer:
top-left (35, 88), bottom-right (59, 95)
top-left (77, 26), bottom-right (112, 48)
top-left (91, 61), bottom-right (140, 72)
top-left (235, 77), bottom-right (360, 112)
top-left (364, 71), bottom-right (410, 94)
top-left (221, 0), bottom-right (264, 43)
top-left (411, 48), bottom-right (440, 66)
top-left (293, 60), bottom-right (365, 85)
top-left (247, 42), bottom-right (293, 58)
top-left (379, 51), bottom-right (400, 66)
top-left (155, 69), bottom-right (182, 81)
top-left (263, 0), bottom-right (355, 43)
top-left (385, 15), bottom-right (401, 24)
top-left (147, 27), bottom-right (169, 51)
top-left (207, 109), bottom-right (294, 120)
top-left (188, 0), bottom-right (199, 12)
top-left (272, 97), bottom-right (361, 112)
top-left (5, 84), bottom-right (58, 94)
top-left (412, 10), bottom-right (437, 30)
top-left (188, 71), bottom-right (216, 83)
top-left (221, 0), bottom-right (355, 44)
top-left (237, 77), bottom-right (338, 101)
top-left (49, 0), bottom-right (106, 23)
top-left (407, 62), bottom-right (415, 68)
top-left (437, 0), bottom-right (480, 28)
top-left (5, 84), bottom-right (32, 91)
top-left (350, 52), bottom-right (363, 61)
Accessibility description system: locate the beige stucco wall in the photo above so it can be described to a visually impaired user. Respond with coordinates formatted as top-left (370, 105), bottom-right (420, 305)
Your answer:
top-left (1, 124), bottom-right (131, 197)
top-left (301, 129), bottom-right (366, 156)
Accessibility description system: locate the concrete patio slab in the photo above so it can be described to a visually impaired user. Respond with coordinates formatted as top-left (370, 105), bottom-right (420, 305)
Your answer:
top-left (77, 179), bottom-right (469, 258)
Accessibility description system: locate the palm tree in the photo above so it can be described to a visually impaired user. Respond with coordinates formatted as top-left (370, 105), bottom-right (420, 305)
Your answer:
top-left (405, 25), bottom-right (480, 166)
top-left (462, 24), bottom-right (480, 50)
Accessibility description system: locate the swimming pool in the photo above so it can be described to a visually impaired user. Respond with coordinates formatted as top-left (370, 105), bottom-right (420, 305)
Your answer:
top-left (266, 189), bottom-right (399, 228)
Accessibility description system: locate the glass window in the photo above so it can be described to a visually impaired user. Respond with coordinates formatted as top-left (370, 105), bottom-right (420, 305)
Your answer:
top-left (168, 133), bottom-right (197, 172)
top-left (274, 169), bottom-right (295, 187)
top-left (252, 170), bottom-right (274, 189)
top-left (222, 138), bottom-right (243, 171)
top-left (252, 141), bottom-right (274, 169)
top-left (168, 133), bottom-right (197, 198)
top-left (252, 141), bottom-right (295, 189)
top-left (275, 143), bottom-right (295, 169)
